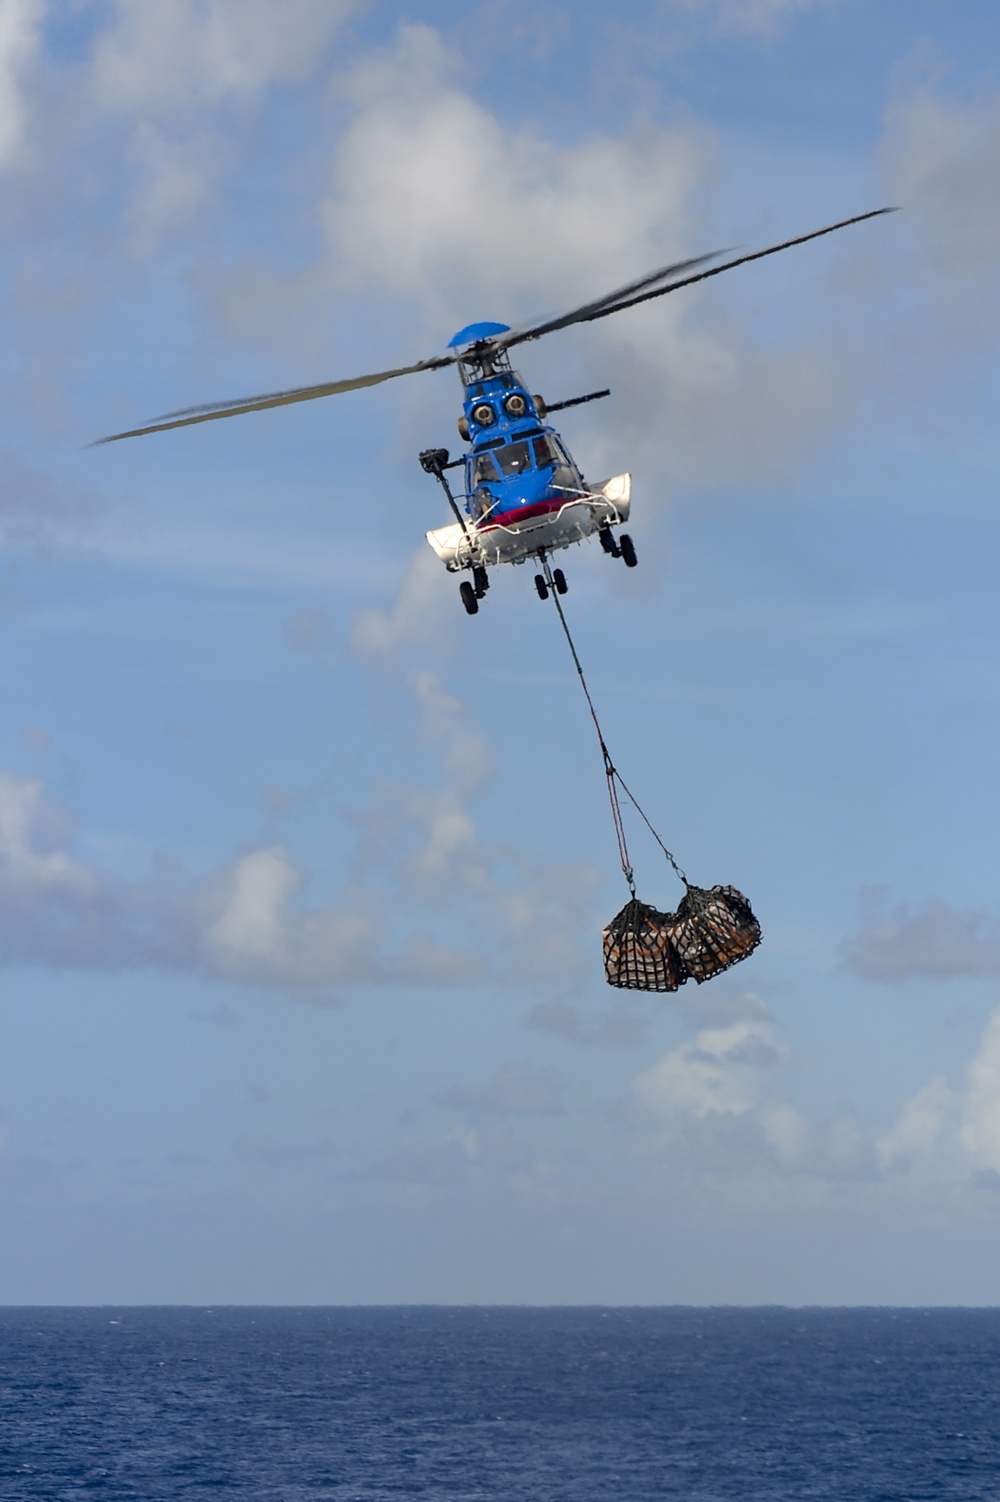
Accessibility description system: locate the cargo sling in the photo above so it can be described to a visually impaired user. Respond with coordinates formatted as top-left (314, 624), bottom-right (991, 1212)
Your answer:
top-left (537, 553), bottom-right (761, 991)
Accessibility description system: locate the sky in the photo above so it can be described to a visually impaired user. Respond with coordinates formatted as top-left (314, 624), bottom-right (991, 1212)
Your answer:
top-left (2, 0), bottom-right (1000, 1304)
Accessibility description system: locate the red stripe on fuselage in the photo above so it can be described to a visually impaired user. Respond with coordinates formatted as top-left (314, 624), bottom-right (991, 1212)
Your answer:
top-left (478, 496), bottom-right (568, 532)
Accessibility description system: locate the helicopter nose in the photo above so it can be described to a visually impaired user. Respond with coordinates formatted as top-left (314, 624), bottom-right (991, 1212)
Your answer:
top-left (517, 471), bottom-right (555, 505)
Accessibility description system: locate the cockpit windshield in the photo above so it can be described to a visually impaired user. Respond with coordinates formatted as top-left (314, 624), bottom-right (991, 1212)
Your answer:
top-left (472, 452), bottom-right (500, 486)
top-left (494, 441), bottom-right (532, 476)
top-left (532, 435), bottom-right (562, 468)
top-left (470, 434), bottom-right (574, 487)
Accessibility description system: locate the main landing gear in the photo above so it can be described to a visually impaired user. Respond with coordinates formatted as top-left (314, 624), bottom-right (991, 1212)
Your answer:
top-left (459, 564), bottom-right (490, 614)
top-left (600, 526), bottom-right (638, 567)
top-left (534, 568), bottom-right (567, 600)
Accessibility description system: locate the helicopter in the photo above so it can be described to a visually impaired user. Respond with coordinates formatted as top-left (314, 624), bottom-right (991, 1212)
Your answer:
top-left (98, 209), bottom-right (893, 616)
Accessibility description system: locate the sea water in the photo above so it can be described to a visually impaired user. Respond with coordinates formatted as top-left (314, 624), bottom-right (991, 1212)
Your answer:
top-left (1, 1306), bottom-right (998, 1499)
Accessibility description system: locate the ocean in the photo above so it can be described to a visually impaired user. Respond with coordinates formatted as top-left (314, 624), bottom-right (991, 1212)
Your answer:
top-left (1, 1307), bottom-right (998, 1499)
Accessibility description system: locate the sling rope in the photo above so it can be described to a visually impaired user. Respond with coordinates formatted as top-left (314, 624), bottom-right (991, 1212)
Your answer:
top-left (539, 554), bottom-right (687, 895)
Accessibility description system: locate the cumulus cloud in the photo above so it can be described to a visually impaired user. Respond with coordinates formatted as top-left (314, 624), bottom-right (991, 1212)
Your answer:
top-left (197, 847), bottom-right (375, 993)
top-left (348, 661), bottom-right (601, 984)
top-left (89, 0), bottom-right (357, 115)
top-left (314, 24), bottom-right (856, 493)
top-left (0, 772), bottom-right (439, 991)
top-left (631, 1004), bottom-right (876, 1183)
top-left (350, 548), bottom-right (464, 671)
top-left (880, 44), bottom-right (1000, 351)
top-left (878, 1009), bottom-right (1000, 1181)
top-left (328, 25), bottom-right (704, 315)
top-left (0, 772), bottom-right (154, 969)
top-left (0, 0), bottom-right (42, 167)
top-left (80, 0), bottom-right (360, 255)
top-left (634, 1016), bottom-right (785, 1119)
top-left (844, 893), bottom-right (1000, 981)
top-left (0, 655), bottom-right (597, 992)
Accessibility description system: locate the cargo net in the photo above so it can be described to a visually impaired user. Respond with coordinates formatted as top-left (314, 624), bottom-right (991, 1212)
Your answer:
top-left (603, 884), bottom-right (762, 992)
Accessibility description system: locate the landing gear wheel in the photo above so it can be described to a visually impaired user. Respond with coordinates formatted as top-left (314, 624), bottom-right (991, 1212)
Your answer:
top-left (553, 568), bottom-right (568, 595)
top-left (534, 573), bottom-right (549, 601)
top-left (460, 580), bottom-right (479, 614)
top-left (619, 533), bottom-right (638, 568)
top-left (473, 565), bottom-right (489, 598)
top-left (599, 526), bottom-right (621, 558)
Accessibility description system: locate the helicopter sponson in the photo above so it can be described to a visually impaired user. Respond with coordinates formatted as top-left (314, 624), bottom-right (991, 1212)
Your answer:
top-left (426, 472), bottom-right (631, 571)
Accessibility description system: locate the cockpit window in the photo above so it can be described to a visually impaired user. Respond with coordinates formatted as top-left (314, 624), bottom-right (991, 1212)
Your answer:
top-left (472, 452), bottom-right (500, 486)
top-left (494, 441), bottom-right (532, 476)
top-left (532, 435), bottom-right (559, 468)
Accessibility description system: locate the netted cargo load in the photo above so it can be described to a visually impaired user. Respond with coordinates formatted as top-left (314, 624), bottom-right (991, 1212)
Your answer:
top-left (667, 884), bottom-right (762, 983)
top-left (604, 885), bottom-right (761, 992)
top-left (602, 898), bottom-right (689, 992)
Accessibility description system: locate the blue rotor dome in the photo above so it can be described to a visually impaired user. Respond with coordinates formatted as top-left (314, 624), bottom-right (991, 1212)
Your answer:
top-left (447, 321), bottom-right (511, 349)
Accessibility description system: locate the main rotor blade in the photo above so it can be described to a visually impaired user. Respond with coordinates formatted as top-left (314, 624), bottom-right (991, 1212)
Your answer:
top-left (498, 251), bottom-right (724, 349)
top-left (94, 353), bottom-right (457, 444)
top-left (502, 207), bottom-right (897, 350)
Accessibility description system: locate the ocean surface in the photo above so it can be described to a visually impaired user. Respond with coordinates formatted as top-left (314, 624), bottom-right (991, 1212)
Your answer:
top-left (1, 1307), bottom-right (998, 1499)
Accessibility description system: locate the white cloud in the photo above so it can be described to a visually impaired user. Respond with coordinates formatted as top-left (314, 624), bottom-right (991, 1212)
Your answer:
top-left (0, 0), bottom-right (43, 167)
top-left (350, 549), bottom-right (455, 669)
top-left (877, 1075), bottom-right (957, 1174)
top-left (328, 24), bottom-right (706, 317)
top-left (0, 772), bottom-right (452, 991)
top-left (878, 1010), bottom-right (1000, 1180)
top-left (0, 772), bottom-right (97, 899)
top-left (346, 658), bottom-right (600, 984)
top-left (0, 737), bottom-right (593, 994)
top-left (316, 24), bottom-right (852, 494)
top-left (89, 0), bottom-right (357, 115)
top-left (880, 44), bottom-right (1000, 346)
top-left (80, 0), bottom-right (359, 255)
top-left (198, 846), bottom-right (374, 992)
top-left (634, 1016), bottom-right (784, 1119)
top-left (631, 1000), bottom-right (878, 1185)
top-left (961, 1011), bottom-right (1000, 1173)
top-left (844, 894), bottom-right (1000, 981)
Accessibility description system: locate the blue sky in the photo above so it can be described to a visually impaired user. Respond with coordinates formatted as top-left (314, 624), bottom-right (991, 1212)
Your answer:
top-left (2, 0), bottom-right (1000, 1303)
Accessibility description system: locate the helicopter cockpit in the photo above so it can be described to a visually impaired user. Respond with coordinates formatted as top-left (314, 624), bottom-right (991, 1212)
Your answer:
top-left (467, 432), bottom-right (582, 521)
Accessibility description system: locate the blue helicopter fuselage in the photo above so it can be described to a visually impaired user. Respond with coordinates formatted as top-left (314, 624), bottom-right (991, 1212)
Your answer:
top-left (462, 374), bottom-right (584, 532)
top-left (423, 324), bottom-right (631, 580)
top-left (448, 321), bottom-right (585, 532)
